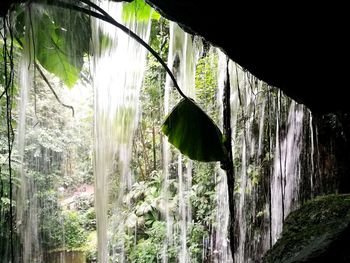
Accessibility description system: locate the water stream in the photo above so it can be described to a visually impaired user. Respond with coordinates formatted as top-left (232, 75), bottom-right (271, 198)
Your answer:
top-left (92, 2), bottom-right (151, 262)
top-left (16, 36), bottom-right (38, 263)
top-left (215, 56), bottom-right (314, 262)
top-left (162, 22), bottom-right (201, 263)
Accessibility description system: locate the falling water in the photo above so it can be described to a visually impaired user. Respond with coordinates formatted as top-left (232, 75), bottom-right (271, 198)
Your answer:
top-left (213, 53), bottom-right (314, 262)
top-left (16, 38), bottom-right (40, 263)
top-left (11, 4), bottom-right (98, 263)
top-left (175, 24), bottom-right (200, 263)
top-left (162, 22), bottom-right (177, 262)
top-left (309, 113), bottom-right (315, 198)
top-left (212, 53), bottom-right (233, 263)
top-left (7, 3), bottom-right (321, 262)
top-left (92, 2), bottom-right (150, 262)
top-left (213, 166), bottom-right (232, 262)
top-left (271, 101), bottom-right (304, 242)
top-left (162, 22), bottom-right (201, 263)
top-left (162, 36), bottom-right (311, 263)
top-left (15, 45), bottom-right (93, 263)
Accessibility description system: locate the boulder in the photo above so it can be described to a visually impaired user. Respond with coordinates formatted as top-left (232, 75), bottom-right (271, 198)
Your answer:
top-left (262, 194), bottom-right (350, 263)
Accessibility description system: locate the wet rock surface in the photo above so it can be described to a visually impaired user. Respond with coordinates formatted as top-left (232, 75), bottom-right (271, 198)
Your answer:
top-left (145, 1), bottom-right (349, 113)
top-left (262, 194), bottom-right (350, 263)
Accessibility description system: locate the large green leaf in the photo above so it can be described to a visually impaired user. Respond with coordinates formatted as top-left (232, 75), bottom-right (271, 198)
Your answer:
top-left (34, 13), bottom-right (84, 88)
top-left (122, 0), bottom-right (161, 22)
top-left (162, 98), bottom-right (226, 162)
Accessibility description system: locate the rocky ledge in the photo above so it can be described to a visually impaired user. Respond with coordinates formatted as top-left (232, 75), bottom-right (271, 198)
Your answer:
top-left (263, 194), bottom-right (350, 263)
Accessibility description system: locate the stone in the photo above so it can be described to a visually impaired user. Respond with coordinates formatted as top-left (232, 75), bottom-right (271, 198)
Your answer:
top-left (145, 0), bottom-right (350, 113)
top-left (262, 194), bottom-right (350, 263)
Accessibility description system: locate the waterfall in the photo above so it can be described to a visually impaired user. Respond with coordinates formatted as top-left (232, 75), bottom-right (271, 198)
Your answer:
top-left (212, 52), bottom-right (233, 263)
top-left (92, 2), bottom-right (151, 262)
top-left (271, 101), bottom-right (304, 242)
top-left (16, 38), bottom-right (40, 263)
top-left (6, 3), bottom-right (321, 262)
top-left (213, 54), bottom-right (314, 262)
top-left (13, 4), bottom-right (95, 263)
top-left (160, 35), bottom-right (307, 263)
top-left (162, 22), bottom-right (201, 263)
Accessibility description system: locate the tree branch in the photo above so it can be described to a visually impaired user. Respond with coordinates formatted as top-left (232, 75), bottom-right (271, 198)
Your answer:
top-left (15, 35), bottom-right (75, 117)
top-left (34, 62), bottom-right (75, 117)
top-left (38, 0), bottom-right (188, 99)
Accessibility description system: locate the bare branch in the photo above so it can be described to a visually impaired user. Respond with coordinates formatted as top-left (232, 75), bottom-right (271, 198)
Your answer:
top-left (34, 62), bottom-right (75, 117)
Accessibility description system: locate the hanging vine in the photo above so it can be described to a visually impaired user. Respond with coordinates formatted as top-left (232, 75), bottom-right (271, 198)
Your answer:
top-left (1, 14), bottom-right (16, 261)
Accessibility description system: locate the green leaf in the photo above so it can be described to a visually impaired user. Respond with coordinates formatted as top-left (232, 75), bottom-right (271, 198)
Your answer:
top-left (122, 0), bottom-right (161, 22)
top-left (162, 98), bottom-right (226, 162)
top-left (34, 13), bottom-right (83, 88)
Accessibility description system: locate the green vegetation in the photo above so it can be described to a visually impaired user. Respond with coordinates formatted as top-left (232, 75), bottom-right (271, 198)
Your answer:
top-left (122, 0), bottom-right (161, 22)
top-left (14, 66), bottom-right (95, 259)
top-left (162, 98), bottom-right (225, 162)
top-left (14, 5), bottom-right (90, 88)
top-left (1, 2), bottom-right (344, 263)
top-left (121, 18), bottom-right (222, 261)
top-left (0, 1), bottom-right (229, 262)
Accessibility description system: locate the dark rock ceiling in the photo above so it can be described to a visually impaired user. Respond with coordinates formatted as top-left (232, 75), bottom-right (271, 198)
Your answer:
top-left (1, 0), bottom-right (349, 113)
top-left (146, 1), bottom-right (349, 114)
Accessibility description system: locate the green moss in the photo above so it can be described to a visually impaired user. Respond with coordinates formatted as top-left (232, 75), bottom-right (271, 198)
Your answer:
top-left (263, 194), bottom-right (350, 263)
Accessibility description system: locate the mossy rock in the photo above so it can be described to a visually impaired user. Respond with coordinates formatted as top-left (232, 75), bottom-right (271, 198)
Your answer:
top-left (262, 194), bottom-right (350, 263)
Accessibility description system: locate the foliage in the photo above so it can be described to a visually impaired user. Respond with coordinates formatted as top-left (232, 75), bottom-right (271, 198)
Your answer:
top-left (0, 36), bottom-right (21, 259)
top-left (124, 220), bottom-right (167, 262)
top-left (0, 35), bottom-right (95, 258)
top-left (75, 195), bottom-right (96, 231)
top-left (14, 5), bottom-right (91, 88)
top-left (131, 17), bottom-right (168, 179)
top-left (122, 0), bottom-right (161, 22)
top-left (188, 222), bottom-right (208, 260)
top-left (191, 163), bottom-right (217, 225)
top-left (195, 50), bottom-right (219, 122)
top-left (32, 13), bottom-right (81, 88)
top-left (125, 29), bottom-right (222, 260)
top-left (190, 162), bottom-right (217, 261)
top-left (83, 207), bottom-right (96, 231)
top-left (162, 98), bottom-right (225, 162)
top-left (1, 2), bottom-right (226, 262)
top-left (1, 2), bottom-right (333, 262)
top-left (85, 231), bottom-right (97, 263)
top-left (41, 207), bottom-right (88, 250)
top-left (62, 211), bottom-right (88, 249)
top-left (121, 174), bottom-right (177, 262)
